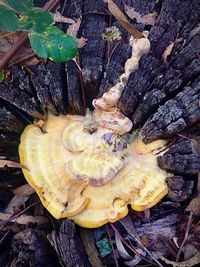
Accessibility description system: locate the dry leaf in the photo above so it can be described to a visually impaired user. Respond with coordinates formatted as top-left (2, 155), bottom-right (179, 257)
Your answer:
top-left (0, 159), bottom-right (28, 170)
top-left (124, 3), bottom-right (157, 25)
top-left (0, 213), bottom-right (48, 225)
top-left (162, 42), bottom-right (175, 63)
top-left (160, 251), bottom-right (200, 267)
top-left (12, 184), bottom-right (35, 196)
top-left (115, 231), bottom-right (132, 260)
top-left (54, 13), bottom-right (75, 24)
top-left (115, 231), bottom-right (145, 266)
top-left (77, 37), bottom-right (88, 48)
top-left (183, 243), bottom-right (198, 261)
top-left (0, 36), bottom-right (12, 53)
top-left (67, 18), bottom-right (81, 38)
top-left (104, 0), bottom-right (144, 39)
top-left (5, 195), bottom-right (29, 214)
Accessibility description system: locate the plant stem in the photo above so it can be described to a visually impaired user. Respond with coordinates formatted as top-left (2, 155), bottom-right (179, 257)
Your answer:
top-left (0, 0), bottom-right (60, 69)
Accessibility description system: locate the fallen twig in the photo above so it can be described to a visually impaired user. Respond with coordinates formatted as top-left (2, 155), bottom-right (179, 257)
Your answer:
top-left (0, 230), bottom-right (10, 246)
top-left (106, 224), bottom-right (119, 267)
top-left (120, 216), bottom-right (165, 267)
top-left (176, 212), bottom-right (193, 262)
top-left (110, 223), bottom-right (156, 266)
top-left (161, 251), bottom-right (200, 267)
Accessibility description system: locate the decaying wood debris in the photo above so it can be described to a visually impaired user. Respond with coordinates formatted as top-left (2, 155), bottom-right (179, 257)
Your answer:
top-left (1, 0), bottom-right (200, 266)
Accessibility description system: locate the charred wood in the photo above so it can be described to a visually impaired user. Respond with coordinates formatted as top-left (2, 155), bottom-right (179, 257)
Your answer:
top-left (30, 62), bottom-right (67, 115)
top-left (8, 229), bottom-right (59, 266)
top-left (166, 176), bottom-right (194, 202)
top-left (48, 220), bottom-right (89, 267)
top-left (141, 80), bottom-right (200, 142)
top-left (158, 139), bottom-right (200, 174)
top-left (0, 66), bottom-right (43, 119)
top-left (65, 61), bottom-right (85, 115)
top-left (119, 0), bottom-right (200, 120)
top-left (79, 0), bottom-right (107, 108)
top-left (60, 0), bottom-right (85, 115)
top-left (0, 107), bottom-right (24, 134)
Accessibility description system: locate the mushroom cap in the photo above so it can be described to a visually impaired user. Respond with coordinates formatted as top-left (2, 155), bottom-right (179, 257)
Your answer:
top-left (19, 112), bottom-right (169, 227)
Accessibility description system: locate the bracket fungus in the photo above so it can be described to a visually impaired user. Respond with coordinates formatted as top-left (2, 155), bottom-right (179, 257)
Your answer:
top-left (19, 34), bottom-right (171, 228)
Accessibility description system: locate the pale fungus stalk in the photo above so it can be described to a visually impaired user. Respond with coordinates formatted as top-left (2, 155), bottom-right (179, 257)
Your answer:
top-left (19, 31), bottom-right (172, 228)
top-left (93, 33), bottom-right (151, 134)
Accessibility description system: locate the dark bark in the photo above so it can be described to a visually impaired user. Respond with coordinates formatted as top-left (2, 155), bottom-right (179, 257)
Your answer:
top-left (30, 62), bottom-right (67, 115)
top-left (8, 229), bottom-right (59, 267)
top-left (0, 107), bottom-right (24, 134)
top-left (48, 220), bottom-right (89, 267)
top-left (133, 32), bottom-right (200, 128)
top-left (0, 66), bottom-right (43, 119)
top-left (158, 138), bottom-right (200, 174)
top-left (141, 79), bottom-right (200, 143)
top-left (79, 0), bottom-right (107, 108)
top-left (60, 0), bottom-right (85, 115)
top-left (65, 61), bottom-right (85, 115)
top-left (118, 0), bottom-right (200, 125)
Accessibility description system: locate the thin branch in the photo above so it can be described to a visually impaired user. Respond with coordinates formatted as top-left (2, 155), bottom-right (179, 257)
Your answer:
top-left (176, 212), bottom-right (193, 262)
top-left (0, 230), bottom-right (10, 246)
top-left (106, 224), bottom-right (119, 267)
top-left (120, 217), bottom-right (165, 267)
top-left (110, 223), bottom-right (156, 266)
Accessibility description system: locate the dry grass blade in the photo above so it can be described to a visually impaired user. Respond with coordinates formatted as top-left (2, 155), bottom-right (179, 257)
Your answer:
top-left (104, 0), bottom-right (144, 39)
top-left (0, 159), bottom-right (29, 170)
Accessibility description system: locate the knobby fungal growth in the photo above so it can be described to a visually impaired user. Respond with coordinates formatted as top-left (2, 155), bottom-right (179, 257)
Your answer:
top-left (19, 33), bottom-right (172, 228)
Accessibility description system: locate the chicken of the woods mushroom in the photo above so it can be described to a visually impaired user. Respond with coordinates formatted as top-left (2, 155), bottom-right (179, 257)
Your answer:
top-left (19, 33), bottom-right (171, 228)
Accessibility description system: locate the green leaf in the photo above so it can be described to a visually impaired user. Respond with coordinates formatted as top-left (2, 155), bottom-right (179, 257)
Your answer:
top-left (28, 26), bottom-right (77, 62)
top-left (19, 8), bottom-right (53, 32)
top-left (0, 69), bottom-right (4, 83)
top-left (0, 5), bottom-right (19, 32)
top-left (3, 0), bottom-right (33, 13)
top-left (96, 238), bottom-right (112, 258)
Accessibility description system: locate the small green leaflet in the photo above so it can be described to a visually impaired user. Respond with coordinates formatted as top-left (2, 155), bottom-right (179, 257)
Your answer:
top-left (18, 8), bottom-right (53, 32)
top-left (0, 5), bottom-right (19, 32)
top-left (0, 0), bottom-right (78, 62)
top-left (0, 69), bottom-right (4, 83)
top-left (29, 25), bottom-right (77, 62)
top-left (3, 0), bottom-right (33, 13)
top-left (96, 237), bottom-right (112, 257)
